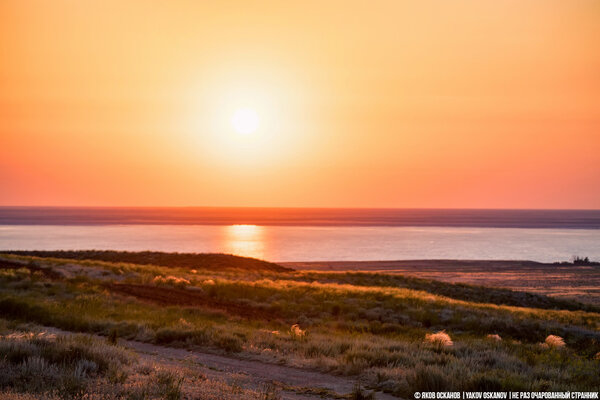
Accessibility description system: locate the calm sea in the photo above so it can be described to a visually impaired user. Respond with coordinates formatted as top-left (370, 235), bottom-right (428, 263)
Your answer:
top-left (1, 207), bottom-right (599, 262)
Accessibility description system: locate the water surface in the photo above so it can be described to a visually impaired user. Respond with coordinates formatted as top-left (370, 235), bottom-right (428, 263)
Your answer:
top-left (1, 224), bottom-right (598, 262)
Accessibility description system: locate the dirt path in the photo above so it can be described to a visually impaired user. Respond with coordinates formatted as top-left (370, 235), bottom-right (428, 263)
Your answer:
top-left (43, 327), bottom-right (399, 400)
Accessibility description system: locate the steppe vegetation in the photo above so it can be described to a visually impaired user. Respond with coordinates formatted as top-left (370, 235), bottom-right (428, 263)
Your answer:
top-left (0, 251), bottom-right (599, 399)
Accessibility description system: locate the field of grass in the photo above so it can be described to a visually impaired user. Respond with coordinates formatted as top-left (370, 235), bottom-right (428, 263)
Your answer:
top-left (0, 326), bottom-right (275, 400)
top-left (0, 251), bottom-right (599, 399)
top-left (286, 260), bottom-right (600, 305)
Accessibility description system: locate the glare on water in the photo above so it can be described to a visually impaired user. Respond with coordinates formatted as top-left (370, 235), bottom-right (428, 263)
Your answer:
top-left (223, 224), bottom-right (265, 259)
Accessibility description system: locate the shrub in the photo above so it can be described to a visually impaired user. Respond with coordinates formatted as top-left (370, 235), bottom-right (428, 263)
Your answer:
top-left (107, 328), bottom-right (118, 345)
top-left (424, 331), bottom-right (453, 347)
top-left (350, 382), bottom-right (375, 400)
top-left (153, 275), bottom-right (190, 288)
top-left (289, 324), bottom-right (307, 340)
top-left (486, 334), bottom-right (502, 342)
top-left (259, 382), bottom-right (281, 400)
top-left (73, 359), bottom-right (97, 379)
top-left (544, 335), bottom-right (566, 348)
top-left (154, 328), bottom-right (209, 346)
top-left (156, 370), bottom-right (184, 400)
top-left (214, 333), bottom-right (243, 353)
top-left (0, 332), bottom-right (132, 396)
top-left (106, 363), bottom-right (128, 384)
top-left (408, 364), bottom-right (450, 392)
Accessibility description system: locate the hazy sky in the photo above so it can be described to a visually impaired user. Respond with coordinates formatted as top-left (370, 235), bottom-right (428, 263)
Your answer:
top-left (1, 0), bottom-right (599, 208)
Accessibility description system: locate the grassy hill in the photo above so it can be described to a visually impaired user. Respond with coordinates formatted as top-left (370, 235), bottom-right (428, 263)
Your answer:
top-left (2, 250), bottom-right (290, 272)
top-left (0, 252), bottom-right (598, 398)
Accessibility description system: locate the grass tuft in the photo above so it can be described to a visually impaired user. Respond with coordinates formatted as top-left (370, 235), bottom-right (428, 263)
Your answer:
top-left (424, 331), bottom-right (453, 347)
top-left (544, 335), bottom-right (566, 348)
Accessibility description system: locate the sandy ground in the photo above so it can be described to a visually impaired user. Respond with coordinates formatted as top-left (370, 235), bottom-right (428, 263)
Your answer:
top-left (283, 260), bottom-right (600, 305)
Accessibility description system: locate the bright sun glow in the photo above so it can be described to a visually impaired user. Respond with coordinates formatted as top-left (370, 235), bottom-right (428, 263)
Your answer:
top-left (231, 108), bottom-right (259, 134)
top-left (185, 69), bottom-right (308, 166)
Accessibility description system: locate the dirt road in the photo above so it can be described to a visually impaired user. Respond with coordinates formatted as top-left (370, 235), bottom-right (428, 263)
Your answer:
top-left (44, 327), bottom-right (399, 400)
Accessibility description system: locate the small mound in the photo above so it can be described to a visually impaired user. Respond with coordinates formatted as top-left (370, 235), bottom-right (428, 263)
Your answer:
top-left (3, 250), bottom-right (291, 272)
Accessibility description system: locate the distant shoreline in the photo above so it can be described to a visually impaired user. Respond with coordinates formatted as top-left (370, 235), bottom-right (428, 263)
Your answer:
top-left (1, 206), bottom-right (600, 229)
top-left (282, 259), bottom-right (600, 270)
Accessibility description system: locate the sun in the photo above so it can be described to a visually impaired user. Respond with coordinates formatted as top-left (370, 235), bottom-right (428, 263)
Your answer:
top-left (231, 108), bottom-right (259, 134)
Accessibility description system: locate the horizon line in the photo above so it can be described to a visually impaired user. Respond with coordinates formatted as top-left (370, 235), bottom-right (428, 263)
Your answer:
top-left (1, 205), bottom-right (599, 212)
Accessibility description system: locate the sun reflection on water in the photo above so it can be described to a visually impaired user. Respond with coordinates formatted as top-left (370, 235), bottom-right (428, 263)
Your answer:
top-left (223, 224), bottom-right (265, 259)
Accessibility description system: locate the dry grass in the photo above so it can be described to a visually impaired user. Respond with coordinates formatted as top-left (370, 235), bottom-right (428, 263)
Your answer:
top-left (1, 253), bottom-right (600, 397)
top-left (544, 335), bottom-right (566, 348)
top-left (0, 331), bottom-right (134, 397)
top-left (486, 334), bottom-right (502, 342)
top-left (424, 331), bottom-right (453, 347)
top-left (153, 275), bottom-right (191, 287)
top-left (0, 330), bottom-right (279, 400)
top-left (290, 324), bottom-right (306, 339)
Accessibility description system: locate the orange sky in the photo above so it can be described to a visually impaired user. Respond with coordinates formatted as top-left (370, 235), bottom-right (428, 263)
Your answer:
top-left (1, 0), bottom-right (599, 208)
